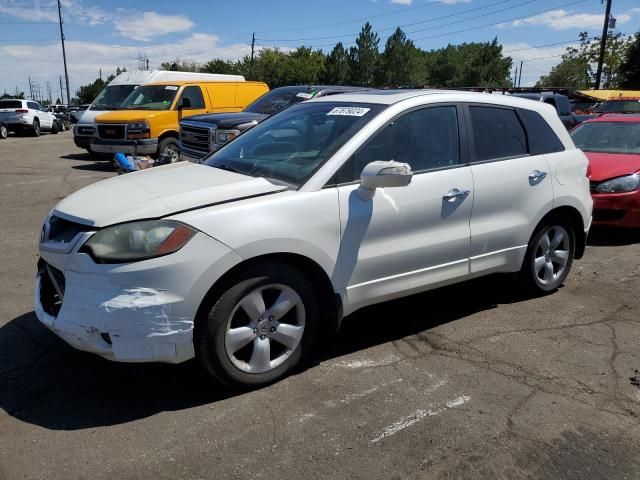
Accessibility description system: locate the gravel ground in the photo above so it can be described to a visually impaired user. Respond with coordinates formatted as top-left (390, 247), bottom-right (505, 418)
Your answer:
top-left (0, 132), bottom-right (639, 480)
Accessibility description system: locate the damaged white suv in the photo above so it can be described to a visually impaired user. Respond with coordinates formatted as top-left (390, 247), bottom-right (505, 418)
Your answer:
top-left (36, 91), bottom-right (592, 387)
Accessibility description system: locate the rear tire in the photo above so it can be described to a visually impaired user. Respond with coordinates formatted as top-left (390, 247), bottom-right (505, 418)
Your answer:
top-left (518, 217), bottom-right (575, 293)
top-left (195, 263), bottom-right (319, 389)
top-left (31, 119), bottom-right (40, 137)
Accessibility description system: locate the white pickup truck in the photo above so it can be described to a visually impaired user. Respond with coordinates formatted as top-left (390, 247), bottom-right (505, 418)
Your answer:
top-left (0, 99), bottom-right (58, 136)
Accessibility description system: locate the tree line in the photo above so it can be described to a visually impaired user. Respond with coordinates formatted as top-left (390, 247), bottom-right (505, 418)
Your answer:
top-left (161, 23), bottom-right (513, 89)
top-left (537, 31), bottom-right (640, 89)
top-left (68, 23), bottom-right (639, 105)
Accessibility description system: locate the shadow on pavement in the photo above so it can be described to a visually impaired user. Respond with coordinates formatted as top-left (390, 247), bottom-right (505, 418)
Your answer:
top-left (587, 227), bottom-right (640, 247)
top-left (60, 153), bottom-right (93, 161)
top-left (71, 162), bottom-right (115, 172)
top-left (0, 274), bottom-right (536, 431)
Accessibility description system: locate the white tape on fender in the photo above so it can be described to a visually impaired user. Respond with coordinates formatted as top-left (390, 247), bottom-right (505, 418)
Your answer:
top-left (327, 107), bottom-right (371, 116)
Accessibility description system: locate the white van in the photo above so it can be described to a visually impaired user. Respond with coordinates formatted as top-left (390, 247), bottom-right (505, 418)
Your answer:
top-left (73, 70), bottom-right (245, 154)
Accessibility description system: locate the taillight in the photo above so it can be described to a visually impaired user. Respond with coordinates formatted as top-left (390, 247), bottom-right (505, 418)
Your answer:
top-left (15, 109), bottom-right (28, 114)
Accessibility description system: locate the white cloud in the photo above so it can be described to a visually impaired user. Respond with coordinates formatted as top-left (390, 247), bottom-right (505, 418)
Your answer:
top-left (0, 34), bottom-right (254, 98)
top-left (391, 0), bottom-right (413, 5)
top-left (499, 9), bottom-right (631, 30)
top-left (114, 11), bottom-right (195, 42)
top-left (0, 0), bottom-right (109, 25)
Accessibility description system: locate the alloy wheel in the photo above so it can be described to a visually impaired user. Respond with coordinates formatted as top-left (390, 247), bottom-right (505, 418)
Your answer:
top-left (533, 225), bottom-right (570, 286)
top-left (224, 283), bottom-right (306, 374)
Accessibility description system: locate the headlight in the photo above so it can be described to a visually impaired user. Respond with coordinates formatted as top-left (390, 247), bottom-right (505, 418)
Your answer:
top-left (127, 122), bottom-right (151, 139)
top-left (595, 174), bottom-right (640, 193)
top-left (82, 220), bottom-right (196, 263)
top-left (215, 129), bottom-right (240, 146)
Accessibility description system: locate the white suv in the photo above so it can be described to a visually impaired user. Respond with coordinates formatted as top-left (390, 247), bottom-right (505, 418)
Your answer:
top-left (35, 91), bottom-right (592, 387)
top-left (0, 99), bottom-right (58, 136)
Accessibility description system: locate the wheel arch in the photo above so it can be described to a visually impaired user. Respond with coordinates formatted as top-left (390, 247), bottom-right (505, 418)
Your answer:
top-left (158, 130), bottom-right (179, 142)
top-left (534, 206), bottom-right (586, 259)
top-left (194, 252), bottom-right (342, 336)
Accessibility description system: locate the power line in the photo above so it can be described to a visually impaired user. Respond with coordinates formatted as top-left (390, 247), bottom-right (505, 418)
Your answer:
top-left (257, 0), bottom-right (534, 42)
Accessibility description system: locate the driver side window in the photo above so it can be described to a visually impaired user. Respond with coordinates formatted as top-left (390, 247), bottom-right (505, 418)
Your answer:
top-left (331, 105), bottom-right (460, 184)
top-left (178, 86), bottom-right (205, 109)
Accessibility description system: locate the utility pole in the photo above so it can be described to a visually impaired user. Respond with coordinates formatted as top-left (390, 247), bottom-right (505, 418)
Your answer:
top-left (250, 33), bottom-right (255, 78)
top-left (57, 0), bottom-right (71, 105)
top-left (518, 61), bottom-right (523, 87)
top-left (47, 81), bottom-right (52, 104)
top-left (28, 77), bottom-right (33, 99)
top-left (59, 76), bottom-right (64, 104)
top-left (595, 0), bottom-right (612, 89)
top-left (513, 67), bottom-right (518, 87)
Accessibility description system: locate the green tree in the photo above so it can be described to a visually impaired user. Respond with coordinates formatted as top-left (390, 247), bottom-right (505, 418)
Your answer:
top-left (538, 32), bottom-right (591, 88)
top-left (618, 31), bottom-right (640, 89)
top-left (424, 38), bottom-right (511, 87)
top-left (75, 77), bottom-right (106, 104)
top-left (200, 59), bottom-right (241, 75)
top-left (285, 47), bottom-right (325, 85)
top-left (160, 58), bottom-right (199, 72)
top-left (323, 42), bottom-right (350, 84)
top-left (377, 28), bottom-right (425, 87)
top-left (349, 22), bottom-right (379, 86)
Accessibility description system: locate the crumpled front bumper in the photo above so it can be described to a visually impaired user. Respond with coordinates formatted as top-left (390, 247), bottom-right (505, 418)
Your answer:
top-left (34, 230), bottom-right (242, 364)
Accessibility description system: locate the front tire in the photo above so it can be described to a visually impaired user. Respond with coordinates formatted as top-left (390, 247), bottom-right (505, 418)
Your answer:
top-left (0, 124), bottom-right (7, 139)
top-left (519, 218), bottom-right (575, 293)
top-left (157, 137), bottom-right (180, 163)
top-left (51, 121), bottom-right (59, 134)
top-left (31, 119), bottom-right (40, 137)
top-left (195, 263), bottom-right (319, 388)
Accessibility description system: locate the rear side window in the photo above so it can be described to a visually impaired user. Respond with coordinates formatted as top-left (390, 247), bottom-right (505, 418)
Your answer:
top-left (27, 102), bottom-right (40, 110)
top-left (179, 86), bottom-right (205, 109)
top-left (0, 100), bottom-right (22, 108)
top-left (469, 106), bottom-right (527, 161)
top-left (518, 108), bottom-right (565, 155)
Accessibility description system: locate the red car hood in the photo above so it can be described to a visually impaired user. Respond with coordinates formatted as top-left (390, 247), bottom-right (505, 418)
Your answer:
top-left (584, 151), bottom-right (640, 181)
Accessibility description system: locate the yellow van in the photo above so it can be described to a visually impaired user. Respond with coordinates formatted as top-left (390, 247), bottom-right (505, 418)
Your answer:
top-left (91, 80), bottom-right (269, 161)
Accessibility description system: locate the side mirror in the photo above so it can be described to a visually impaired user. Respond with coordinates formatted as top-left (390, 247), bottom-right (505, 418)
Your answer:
top-left (360, 160), bottom-right (413, 190)
top-left (178, 97), bottom-right (191, 110)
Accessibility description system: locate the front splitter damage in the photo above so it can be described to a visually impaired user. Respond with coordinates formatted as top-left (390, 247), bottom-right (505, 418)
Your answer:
top-left (35, 270), bottom-right (195, 363)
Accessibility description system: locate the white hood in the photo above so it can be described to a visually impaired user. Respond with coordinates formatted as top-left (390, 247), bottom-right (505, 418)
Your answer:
top-left (53, 162), bottom-right (286, 227)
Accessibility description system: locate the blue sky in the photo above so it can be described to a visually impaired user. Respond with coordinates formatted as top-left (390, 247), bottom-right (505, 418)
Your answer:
top-left (1, 0), bottom-right (639, 98)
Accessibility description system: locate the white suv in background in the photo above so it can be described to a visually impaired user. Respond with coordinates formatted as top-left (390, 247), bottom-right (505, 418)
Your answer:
top-left (35, 90), bottom-right (592, 388)
top-left (0, 99), bottom-right (58, 136)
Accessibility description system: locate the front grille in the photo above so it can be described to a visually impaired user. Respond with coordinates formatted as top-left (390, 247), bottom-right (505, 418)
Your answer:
top-left (593, 208), bottom-right (626, 221)
top-left (180, 124), bottom-right (211, 158)
top-left (46, 215), bottom-right (93, 243)
top-left (38, 260), bottom-right (65, 317)
top-left (76, 125), bottom-right (95, 136)
top-left (97, 124), bottom-right (126, 140)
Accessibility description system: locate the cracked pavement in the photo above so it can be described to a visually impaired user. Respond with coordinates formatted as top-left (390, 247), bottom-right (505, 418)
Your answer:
top-left (0, 133), bottom-right (639, 479)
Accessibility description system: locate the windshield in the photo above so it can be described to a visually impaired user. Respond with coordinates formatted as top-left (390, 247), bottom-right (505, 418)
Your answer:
top-left (245, 87), bottom-right (315, 115)
top-left (91, 84), bottom-right (138, 110)
top-left (571, 122), bottom-right (640, 155)
top-left (594, 101), bottom-right (640, 113)
top-left (205, 102), bottom-right (385, 187)
top-left (119, 85), bottom-right (179, 110)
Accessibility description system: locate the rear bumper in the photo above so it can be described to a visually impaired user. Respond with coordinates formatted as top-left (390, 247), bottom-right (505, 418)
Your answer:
top-left (592, 191), bottom-right (640, 228)
top-left (91, 138), bottom-right (158, 155)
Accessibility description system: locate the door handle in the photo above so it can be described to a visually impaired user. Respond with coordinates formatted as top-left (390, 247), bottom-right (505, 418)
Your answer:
top-left (529, 170), bottom-right (547, 182)
top-left (443, 188), bottom-right (470, 201)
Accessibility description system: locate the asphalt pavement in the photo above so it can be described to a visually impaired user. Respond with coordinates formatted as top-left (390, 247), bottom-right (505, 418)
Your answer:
top-left (0, 132), bottom-right (639, 480)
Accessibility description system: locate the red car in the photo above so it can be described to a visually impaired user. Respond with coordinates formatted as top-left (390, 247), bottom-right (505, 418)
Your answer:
top-left (570, 114), bottom-right (640, 228)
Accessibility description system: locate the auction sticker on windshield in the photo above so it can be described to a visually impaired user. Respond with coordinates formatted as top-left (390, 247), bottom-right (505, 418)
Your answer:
top-left (165, 86), bottom-right (179, 90)
top-left (327, 107), bottom-right (371, 116)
